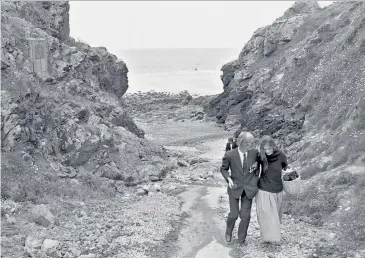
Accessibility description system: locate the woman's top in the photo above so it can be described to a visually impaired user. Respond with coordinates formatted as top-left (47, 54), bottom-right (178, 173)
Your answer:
top-left (258, 150), bottom-right (288, 193)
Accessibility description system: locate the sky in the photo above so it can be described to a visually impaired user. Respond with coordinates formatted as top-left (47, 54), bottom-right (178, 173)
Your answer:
top-left (69, 1), bottom-right (333, 55)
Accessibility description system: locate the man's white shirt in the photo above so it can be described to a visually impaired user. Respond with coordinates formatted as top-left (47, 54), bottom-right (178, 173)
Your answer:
top-left (237, 148), bottom-right (247, 167)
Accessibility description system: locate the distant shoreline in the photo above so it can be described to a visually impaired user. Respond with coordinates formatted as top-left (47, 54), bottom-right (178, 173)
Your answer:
top-left (118, 47), bottom-right (241, 51)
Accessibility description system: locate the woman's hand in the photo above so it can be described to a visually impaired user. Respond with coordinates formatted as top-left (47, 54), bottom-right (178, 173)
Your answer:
top-left (284, 165), bottom-right (294, 172)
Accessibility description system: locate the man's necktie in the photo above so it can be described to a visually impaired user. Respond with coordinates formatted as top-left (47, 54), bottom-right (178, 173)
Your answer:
top-left (243, 152), bottom-right (247, 170)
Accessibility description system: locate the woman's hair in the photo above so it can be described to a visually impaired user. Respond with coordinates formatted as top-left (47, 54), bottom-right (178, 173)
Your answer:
top-left (259, 135), bottom-right (279, 172)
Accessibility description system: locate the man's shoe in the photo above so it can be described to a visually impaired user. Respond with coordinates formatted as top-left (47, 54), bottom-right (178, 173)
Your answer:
top-left (238, 240), bottom-right (246, 248)
top-left (225, 234), bottom-right (232, 242)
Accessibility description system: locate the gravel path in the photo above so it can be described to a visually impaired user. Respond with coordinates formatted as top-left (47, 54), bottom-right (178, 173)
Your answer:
top-left (146, 120), bottom-right (338, 258)
top-left (169, 184), bottom-right (336, 258)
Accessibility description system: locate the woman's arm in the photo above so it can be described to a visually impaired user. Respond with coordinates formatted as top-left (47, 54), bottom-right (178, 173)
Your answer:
top-left (281, 151), bottom-right (289, 171)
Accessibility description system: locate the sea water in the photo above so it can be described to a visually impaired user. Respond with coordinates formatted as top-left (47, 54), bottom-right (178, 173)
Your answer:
top-left (118, 48), bottom-right (240, 96)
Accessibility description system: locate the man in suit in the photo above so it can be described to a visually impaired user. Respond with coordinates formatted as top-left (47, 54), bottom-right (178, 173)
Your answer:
top-left (232, 137), bottom-right (238, 150)
top-left (225, 137), bottom-right (234, 152)
top-left (220, 131), bottom-right (261, 245)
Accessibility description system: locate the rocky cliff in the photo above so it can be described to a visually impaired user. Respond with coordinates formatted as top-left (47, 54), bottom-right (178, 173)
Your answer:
top-left (1, 1), bottom-right (170, 191)
top-left (208, 1), bottom-right (365, 170)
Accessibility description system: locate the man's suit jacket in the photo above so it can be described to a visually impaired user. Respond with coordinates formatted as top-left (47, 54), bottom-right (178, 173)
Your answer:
top-left (221, 148), bottom-right (261, 199)
top-left (225, 142), bottom-right (232, 152)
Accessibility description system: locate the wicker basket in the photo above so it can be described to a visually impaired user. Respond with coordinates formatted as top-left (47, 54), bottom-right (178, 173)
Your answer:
top-left (282, 174), bottom-right (302, 195)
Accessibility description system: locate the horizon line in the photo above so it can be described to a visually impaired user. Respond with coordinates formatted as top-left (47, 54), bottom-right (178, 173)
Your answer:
top-left (118, 47), bottom-right (242, 51)
top-left (118, 46), bottom-right (242, 50)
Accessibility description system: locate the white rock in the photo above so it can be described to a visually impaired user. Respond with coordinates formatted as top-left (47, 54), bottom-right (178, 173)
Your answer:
top-left (41, 239), bottom-right (60, 255)
top-left (148, 191), bottom-right (155, 197)
top-left (96, 236), bottom-right (108, 248)
top-left (153, 183), bottom-right (161, 192)
top-left (142, 185), bottom-right (150, 192)
top-left (329, 232), bottom-right (336, 240)
top-left (25, 236), bottom-right (43, 251)
top-left (177, 160), bottom-right (189, 167)
top-left (136, 188), bottom-right (147, 196)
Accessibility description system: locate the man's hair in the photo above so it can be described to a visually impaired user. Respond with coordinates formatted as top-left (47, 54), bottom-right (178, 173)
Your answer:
top-left (237, 131), bottom-right (254, 139)
top-left (236, 131), bottom-right (254, 144)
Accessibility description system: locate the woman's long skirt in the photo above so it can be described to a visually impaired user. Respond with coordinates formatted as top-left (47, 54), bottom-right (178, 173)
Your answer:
top-left (255, 189), bottom-right (283, 243)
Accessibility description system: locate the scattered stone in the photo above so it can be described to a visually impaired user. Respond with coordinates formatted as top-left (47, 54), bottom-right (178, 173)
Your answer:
top-left (6, 216), bottom-right (16, 225)
top-left (115, 181), bottom-right (125, 193)
top-left (136, 188), bottom-right (148, 196)
top-left (96, 236), bottom-right (108, 247)
top-left (299, 216), bottom-right (312, 224)
top-left (70, 247), bottom-right (82, 257)
top-left (150, 176), bottom-right (161, 182)
top-left (189, 157), bottom-right (209, 165)
top-left (142, 185), bottom-right (150, 193)
top-left (78, 211), bottom-right (87, 217)
top-left (98, 164), bottom-right (124, 181)
top-left (41, 239), bottom-right (60, 255)
top-left (152, 183), bottom-right (161, 192)
top-left (177, 160), bottom-right (189, 167)
top-left (190, 175), bottom-right (199, 181)
top-left (1, 200), bottom-right (19, 216)
top-left (148, 191), bottom-right (155, 197)
top-left (200, 173), bottom-right (208, 179)
top-left (32, 204), bottom-right (55, 227)
top-left (161, 184), bottom-right (177, 193)
top-left (143, 164), bottom-right (164, 180)
top-left (328, 232), bottom-right (336, 240)
top-left (25, 236), bottom-right (43, 252)
top-left (59, 166), bottom-right (78, 178)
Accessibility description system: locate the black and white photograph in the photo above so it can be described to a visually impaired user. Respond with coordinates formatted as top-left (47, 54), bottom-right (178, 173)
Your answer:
top-left (1, 0), bottom-right (365, 257)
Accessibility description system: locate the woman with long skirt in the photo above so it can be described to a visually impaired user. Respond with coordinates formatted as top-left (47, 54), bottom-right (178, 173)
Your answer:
top-left (256, 135), bottom-right (289, 244)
